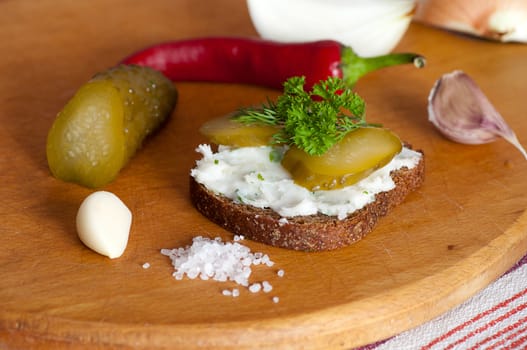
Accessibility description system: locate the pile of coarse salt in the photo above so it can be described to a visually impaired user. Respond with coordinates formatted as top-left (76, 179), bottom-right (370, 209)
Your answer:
top-left (161, 235), bottom-right (283, 302)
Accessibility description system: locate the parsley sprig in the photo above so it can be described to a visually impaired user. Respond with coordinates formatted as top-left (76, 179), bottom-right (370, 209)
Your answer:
top-left (232, 76), bottom-right (376, 156)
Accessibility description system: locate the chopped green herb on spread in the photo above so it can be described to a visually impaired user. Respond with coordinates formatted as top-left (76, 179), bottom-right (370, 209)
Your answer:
top-left (234, 189), bottom-right (245, 204)
top-left (269, 148), bottom-right (283, 163)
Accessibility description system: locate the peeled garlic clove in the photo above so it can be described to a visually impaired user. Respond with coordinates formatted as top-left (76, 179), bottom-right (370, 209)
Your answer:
top-left (414, 0), bottom-right (527, 43)
top-left (76, 191), bottom-right (132, 259)
top-left (246, 0), bottom-right (416, 57)
top-left (428, 70), bottom-right (527, 160)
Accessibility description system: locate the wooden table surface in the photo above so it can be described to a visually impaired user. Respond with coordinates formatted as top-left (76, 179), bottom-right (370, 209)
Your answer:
top-left (1, 1), bottom-right (527, 349)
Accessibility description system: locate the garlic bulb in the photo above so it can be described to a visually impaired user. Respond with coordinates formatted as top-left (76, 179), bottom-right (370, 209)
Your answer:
top-left (414, 0), bottom-right (527, 42)
top-left (428, 70), bottom-right (527, 160)
top-left (246, 0), bottom-right (416, 57)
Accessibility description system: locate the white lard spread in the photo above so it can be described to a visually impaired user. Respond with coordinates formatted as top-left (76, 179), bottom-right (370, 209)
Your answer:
top-left (191, 145), bottom-right (421, 220)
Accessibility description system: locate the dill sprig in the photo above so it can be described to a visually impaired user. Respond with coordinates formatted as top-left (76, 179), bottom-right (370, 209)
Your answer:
top-left (232, 76), bottom-right (376, 156)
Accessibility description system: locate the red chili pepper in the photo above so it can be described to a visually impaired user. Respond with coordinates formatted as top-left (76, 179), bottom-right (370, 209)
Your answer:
top-left (121, 37), bottom-right (425, 90)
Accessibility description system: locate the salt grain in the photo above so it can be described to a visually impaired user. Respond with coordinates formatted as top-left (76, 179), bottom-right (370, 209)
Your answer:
top-left (222, 288), bottom-right (241, 298)
top-left (262, 254), bottom-right (274, 267)
top-left (277, 269), bottom-right (285, 277)
top-left (142, 262), bottom-right (151, 269)
top-left (262, 281), bottom-right (273, 293)
top-left (272, 296), bottom-right (280, 303)
top-left (249, 283), bottom-right (262, 293)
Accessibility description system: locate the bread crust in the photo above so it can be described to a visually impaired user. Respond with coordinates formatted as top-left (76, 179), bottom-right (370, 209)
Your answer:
top-left (190, 150), bottom-right (425, 251)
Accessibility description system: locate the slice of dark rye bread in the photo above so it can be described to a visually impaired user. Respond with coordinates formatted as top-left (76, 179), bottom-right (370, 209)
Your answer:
top-left (190, 148), bottom-right (425, 252)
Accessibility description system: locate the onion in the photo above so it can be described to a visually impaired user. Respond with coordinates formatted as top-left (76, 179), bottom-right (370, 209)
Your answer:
top-left (428, 70), bottom-right (527, 160)
top-left (414, 0), bottom-right (527, 43)
top-left (246, 0), bottom-right (416, 57)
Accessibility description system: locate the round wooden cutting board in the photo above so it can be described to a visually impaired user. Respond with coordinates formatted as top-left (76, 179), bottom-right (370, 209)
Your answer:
top-left (1, 1), bottom-right (527, 349)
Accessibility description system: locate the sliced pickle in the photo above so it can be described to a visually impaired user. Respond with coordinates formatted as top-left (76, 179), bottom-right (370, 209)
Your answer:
top-left (281, 127), bottom-right (402, 190)
top-left (200, 114), bottom-right (279, 147)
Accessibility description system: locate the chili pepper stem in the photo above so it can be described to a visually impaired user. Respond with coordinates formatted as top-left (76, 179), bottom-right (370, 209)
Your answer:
top-left (341, 46), bottom-right (426, 87)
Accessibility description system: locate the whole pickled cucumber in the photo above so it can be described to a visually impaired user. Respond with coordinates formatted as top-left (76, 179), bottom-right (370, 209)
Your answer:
top-left (46, 65), bottom-right (177, 188)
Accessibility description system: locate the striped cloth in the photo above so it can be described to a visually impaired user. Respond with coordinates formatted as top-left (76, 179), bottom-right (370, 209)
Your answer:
top-left (358, 254), bottom-right (527, 350)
